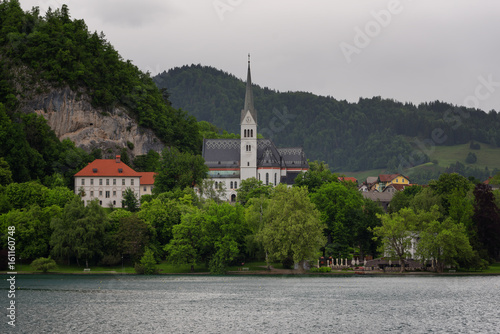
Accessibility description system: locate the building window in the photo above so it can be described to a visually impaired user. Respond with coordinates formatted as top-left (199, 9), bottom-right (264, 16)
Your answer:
top-left (113, 200), bottom-right (116, 206)
top-left (99, 191), bottom-right (103, 196)
top-left (215, 181), bottom-right (218, 188)
top-left (258, 173), bottom-right (261, 181)
top-left (99, 179), bottom-right (103, 186)
top-left (144, 186), bottom-right (147, 192)
top-left (105, 191), bottom-right (110, 198)
top-left (90, 179), bottom-right (94, 185)
top-left (90, 191), bottom-right (94, 197)
top-left (113, 179), bottom-right (116, 185)
top-left (235, 181), bottom-right (237, 189)
top-left (250, 129), bottom-right (253, 137)
top-left (81, 179), bottom-right (85, 185)
top-left (275, 173), bottom-right (277, 186)
top-left (247, 162), bottom-right (250, 166)
top-left (230, 181), bottom-right (233, 189)
top-left (131, 179), bottom-right (134, 186)
top-left (99, 201), bottom-right (102, 206)
top-left (122, 179), bottom-right (125, 185)
top-left (244, 129), bottom-right (247, 137)
top-left (246, 145), bottom-right (251, 152)
top-left (106, 179), bottom-right (109, 185)
top-left (266, 173), bottom-right (269, 185)
top-left (113, 191), bottom-right (116, 197)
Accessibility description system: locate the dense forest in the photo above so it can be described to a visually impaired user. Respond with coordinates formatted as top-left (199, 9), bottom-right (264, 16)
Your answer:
top-left (154, 65), bottom-right (500, 179)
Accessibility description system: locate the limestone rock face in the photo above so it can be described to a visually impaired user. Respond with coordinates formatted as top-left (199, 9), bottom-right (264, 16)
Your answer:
top-left (21, 87), bottom-right (164, 156)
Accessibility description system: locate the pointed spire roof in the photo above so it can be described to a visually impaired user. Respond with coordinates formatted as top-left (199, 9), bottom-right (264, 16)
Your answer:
top-left (241, 54), bottom-right (257, 124)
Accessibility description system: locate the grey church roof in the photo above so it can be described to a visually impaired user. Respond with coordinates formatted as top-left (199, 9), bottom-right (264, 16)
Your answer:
top-left (202, 139), bottom-right (240, 168)
top-left (277, 147), bottom-right (309, 168)
top-left (202, 138), bottom-right (308, 170)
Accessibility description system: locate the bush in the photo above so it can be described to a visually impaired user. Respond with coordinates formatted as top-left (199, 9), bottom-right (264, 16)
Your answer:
top-left (134, 248), bottom-right (158, 275)
top-left (310, 266), bottom-right (332, 273)
top-left (31, 257), bottom-right (57, 273)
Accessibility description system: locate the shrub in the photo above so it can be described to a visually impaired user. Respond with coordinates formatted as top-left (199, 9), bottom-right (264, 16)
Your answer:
top-left (31, 257), bottom-right (57, 273)
top-left (465, 152), bottom-right (477, 164)
top-left (135, 248), bottom-right (158, 275)
top-left (127, 141), bottom-right (135, 150)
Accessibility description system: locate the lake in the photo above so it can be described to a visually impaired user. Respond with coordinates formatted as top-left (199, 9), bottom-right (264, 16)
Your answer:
top-left (2, 274), bottom-right (499, 333)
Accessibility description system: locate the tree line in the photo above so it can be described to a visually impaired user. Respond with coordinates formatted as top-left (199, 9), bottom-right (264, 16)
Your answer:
top-left (2, 153), bottom-right (498, 274)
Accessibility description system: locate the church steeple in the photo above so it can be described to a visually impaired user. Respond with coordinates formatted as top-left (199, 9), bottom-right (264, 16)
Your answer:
top-left (241, 54), bottom-right (257, 124)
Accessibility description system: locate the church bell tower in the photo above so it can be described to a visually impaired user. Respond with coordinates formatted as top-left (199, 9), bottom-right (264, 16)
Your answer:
top-left (240, 54), bottom-right (258, 180)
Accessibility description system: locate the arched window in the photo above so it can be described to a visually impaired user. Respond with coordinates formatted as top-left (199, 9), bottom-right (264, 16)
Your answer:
top-left (251, 129), bottom-right (253, 137)
top-left (231, 194), bottom-right (236, 202)
top-left (230, 181), bottom-right (233, 189)
top-left (266, 173), bottom-right (269, 185)
top-left (215, 181), bottom-right (218, 188)
top-left (244, 129), bottom-right (247, 137)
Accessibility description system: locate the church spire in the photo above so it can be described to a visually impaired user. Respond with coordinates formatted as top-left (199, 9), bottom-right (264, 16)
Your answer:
top-left (241, 54), bottom-right (257, 123)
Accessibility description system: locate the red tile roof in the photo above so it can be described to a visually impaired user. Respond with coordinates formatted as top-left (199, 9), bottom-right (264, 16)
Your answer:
top-left (339, 176), bottom-right (358, 183)
top-left (74, 159), bottom-right (142, 177)
top-left (140, 172), bottom-right (156, 185)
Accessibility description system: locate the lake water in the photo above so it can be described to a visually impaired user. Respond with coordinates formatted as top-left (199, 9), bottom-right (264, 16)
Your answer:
top-left (2, 274), bottom-right (499, 333)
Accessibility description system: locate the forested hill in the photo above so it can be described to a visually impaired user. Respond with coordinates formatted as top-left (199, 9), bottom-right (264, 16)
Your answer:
top-left (154, 65), bottom-right (500, 173)
top-left (0, 1), bottom-right (200, 185)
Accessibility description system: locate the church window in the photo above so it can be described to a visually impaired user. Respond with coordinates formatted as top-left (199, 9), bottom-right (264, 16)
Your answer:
top-left (235, 181), bottom-right (237, 189)
top-left (230, 181), bottom-right (233, 189)
top-left (251, 129), bottom-right (253, 137)
top-left (244, 129), bottom-right (247, 137)
top-left (247, 162), bottom-right (250, 166)
top-left (266, 173), bottom-right (269, 185)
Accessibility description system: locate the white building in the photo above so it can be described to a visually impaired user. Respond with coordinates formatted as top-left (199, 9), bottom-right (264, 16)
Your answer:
top-left (74, 155), bottom-right (153, 207)
top-left (202, 57), bottom-right (309, 201)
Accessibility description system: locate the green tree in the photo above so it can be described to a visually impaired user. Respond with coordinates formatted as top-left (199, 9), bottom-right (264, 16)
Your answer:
top-left (0, 157), bottom-right (13, 185)
top-left (50, 198), bottom-right (108, 267)
top-left (257, 185), bottom-right (326, 271)
top-left (293, 160), bottom-right (337, 193)
top-left (31, 257), bottom-right (57, 273)
top-left (236, 177), bottom-right (273, 205)
top-left (154, 147), bottom-right (208, 194)
top-left (165, 207), bottom-right (203, 272)
top-left (310, 181), bottom-right (364, 258)
top-left (122, 187), bottom-right (139, 212)
top-left (135, 247), bottom-right (158, 275)
top-left (416, 209), bottom-right (474, 272)
top-left (372, 208), bottom-right (416, 272)
top-left (114, 214), bottom-right (152, 262)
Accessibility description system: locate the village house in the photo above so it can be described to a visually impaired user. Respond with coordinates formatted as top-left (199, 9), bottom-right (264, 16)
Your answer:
top-left (74, 155), bottom-right (155, 207)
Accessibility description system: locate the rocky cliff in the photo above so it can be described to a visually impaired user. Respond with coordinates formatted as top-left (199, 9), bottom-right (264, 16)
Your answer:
top-left (20, 87), bottom-right (164, 157)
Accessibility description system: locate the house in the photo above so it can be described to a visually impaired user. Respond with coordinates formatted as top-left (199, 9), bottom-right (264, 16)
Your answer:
top-left (74, 155), bottom-right (156, 207)
top-left (140, 172), bottom-right (156, 196)
top-left (361, 191), bottom-right (394, 212)
top-left (202, 56), bottom-right (309, 201)
top-left (383, 183), bottom-right (411, 193)
top-left (374, 174), bottom-right (410, 192)
top-left (484, 177), bottom-right (500, 190)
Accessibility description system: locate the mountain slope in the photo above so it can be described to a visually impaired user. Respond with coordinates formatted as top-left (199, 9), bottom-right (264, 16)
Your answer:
top-left (154, 64), bottom-right (500, 174)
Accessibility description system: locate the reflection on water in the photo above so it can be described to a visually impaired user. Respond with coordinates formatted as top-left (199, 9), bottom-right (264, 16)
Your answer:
top-left (2, 274), bottom-right (499, 333)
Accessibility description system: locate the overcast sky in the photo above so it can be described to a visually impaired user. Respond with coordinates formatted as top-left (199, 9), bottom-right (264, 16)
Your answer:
top-left (21, 0), bottom-right (500, 112)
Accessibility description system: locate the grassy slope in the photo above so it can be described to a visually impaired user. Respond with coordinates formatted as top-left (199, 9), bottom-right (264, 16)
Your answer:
top-left (339, 142), bottom-right (500, 183)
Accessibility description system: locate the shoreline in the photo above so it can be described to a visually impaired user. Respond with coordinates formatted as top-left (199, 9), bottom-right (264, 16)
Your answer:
top-left (2, 269), bottom-right (499, 276)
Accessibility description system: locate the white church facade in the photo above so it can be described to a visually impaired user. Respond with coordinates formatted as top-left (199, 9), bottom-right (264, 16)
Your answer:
top-left (202, 57), bottom-right (309, 201)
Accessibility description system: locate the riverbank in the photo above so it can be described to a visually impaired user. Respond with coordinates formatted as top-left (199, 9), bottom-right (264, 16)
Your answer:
top-left (3, 262), bottom-right (500, 276)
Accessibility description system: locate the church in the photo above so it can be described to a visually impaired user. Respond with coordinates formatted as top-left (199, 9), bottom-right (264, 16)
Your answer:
top-left (202, 57), bottom-right (309, 201)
